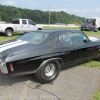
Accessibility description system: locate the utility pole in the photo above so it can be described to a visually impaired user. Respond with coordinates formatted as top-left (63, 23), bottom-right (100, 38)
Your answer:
top-left (0, 11), bottom-right (1, 21)
top-left (48, 6), bottom-right (51, 25)
top-left (76, 13), bottom-right (77, 25)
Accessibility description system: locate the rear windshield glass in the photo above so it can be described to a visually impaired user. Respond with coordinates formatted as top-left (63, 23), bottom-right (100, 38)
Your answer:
top-left (12, 19), bottom-right (19, 24)
top-left (17, 32), bottom-right (49, 44)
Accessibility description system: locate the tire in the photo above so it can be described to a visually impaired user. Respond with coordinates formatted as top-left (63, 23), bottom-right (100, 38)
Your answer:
top-left (96, 55), bottom-right (100, 61)
top-left (34, 60), bottom-right (61, 83)
top-left (5, 29), bottom-right (13, 36)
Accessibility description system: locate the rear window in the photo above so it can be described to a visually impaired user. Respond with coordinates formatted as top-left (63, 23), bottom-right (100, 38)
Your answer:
top-left (18, 32), bottom-right (49, 44)
top-left (12, 19), bottom-right (19, 24)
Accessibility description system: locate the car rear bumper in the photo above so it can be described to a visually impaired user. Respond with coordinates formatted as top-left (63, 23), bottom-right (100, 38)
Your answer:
top-left (0, 59), bottom-right (8, 74)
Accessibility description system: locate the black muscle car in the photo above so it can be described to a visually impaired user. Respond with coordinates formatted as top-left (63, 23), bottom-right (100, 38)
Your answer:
top-left (0, 30), bottom-right (100, 83)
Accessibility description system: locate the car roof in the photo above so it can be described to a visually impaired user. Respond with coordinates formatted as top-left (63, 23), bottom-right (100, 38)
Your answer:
top-left (36, 30), bottom-right (82, 34)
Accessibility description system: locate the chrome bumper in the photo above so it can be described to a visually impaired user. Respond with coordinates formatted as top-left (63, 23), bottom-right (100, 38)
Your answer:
top-left (0, 59), bottom-right (8, 74)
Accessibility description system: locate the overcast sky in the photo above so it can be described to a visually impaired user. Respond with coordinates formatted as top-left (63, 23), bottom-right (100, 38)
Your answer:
top-left (0, 0), bottom-right (100, 18)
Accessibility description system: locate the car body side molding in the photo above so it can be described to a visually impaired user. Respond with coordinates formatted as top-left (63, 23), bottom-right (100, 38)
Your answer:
top-left (34, 58), bottom-right (63, 73)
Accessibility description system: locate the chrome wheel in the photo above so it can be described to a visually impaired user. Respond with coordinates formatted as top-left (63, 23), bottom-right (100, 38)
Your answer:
top-left (34, 60), bottom-right (61, 83)
top-left (44, 63), bottom-right (56, 77)
top-left (7, 31), bottom-right (12, 36)
top-left (5, 29), bottom-right (13, 36)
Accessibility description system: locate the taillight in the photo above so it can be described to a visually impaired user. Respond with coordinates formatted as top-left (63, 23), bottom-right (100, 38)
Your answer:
top-left (10, 63), bottom-right (14, 71)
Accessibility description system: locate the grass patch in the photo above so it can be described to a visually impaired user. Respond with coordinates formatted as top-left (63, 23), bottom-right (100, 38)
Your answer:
top-left (84, 31), bottom-right (100, 36)
top-left (83, 61), bottom-right (100, 69)
top-left (43, 26), bottom-right (79, 30)
top-left (93, 88), bottom-right (100, 100)
top-left (0, 33), bottom-right (21, 42)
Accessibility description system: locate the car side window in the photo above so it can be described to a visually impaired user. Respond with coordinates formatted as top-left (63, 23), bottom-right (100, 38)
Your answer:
top-left (12, 19), bottom-right (19, 24)
top-left (69, 32), bottom-right (88, 45)
top-left (59, 33), bottom-right (71, 44)
top-left (22, 20), bottom-right (27, 24)
top-left (28, 20), bottom-right (35, 25)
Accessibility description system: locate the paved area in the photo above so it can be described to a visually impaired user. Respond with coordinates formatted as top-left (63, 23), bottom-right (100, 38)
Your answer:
top-left (0, 66), bottom-right (100, 100)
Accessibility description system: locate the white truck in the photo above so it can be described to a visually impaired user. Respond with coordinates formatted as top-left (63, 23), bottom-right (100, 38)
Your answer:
top-left (0, 18), bottom-right (43, 36)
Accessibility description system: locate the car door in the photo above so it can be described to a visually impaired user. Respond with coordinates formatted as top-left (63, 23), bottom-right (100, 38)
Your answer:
top-left (68, 31), bottom-right (97, 63)
top-left (59, 33), bottom-right (75, 66)
top-left (27, 20), bottom-right (37, 31)
top-left (21, 20), bottom-right (29, 32)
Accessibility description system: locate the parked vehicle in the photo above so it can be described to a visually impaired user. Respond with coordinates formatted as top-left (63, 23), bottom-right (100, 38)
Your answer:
top-left (0, 30), bottom-right (100, 83)
top-left (80, 17), bottom-right (100, 31)
top-left (0, 18), bottom-right (42, 36)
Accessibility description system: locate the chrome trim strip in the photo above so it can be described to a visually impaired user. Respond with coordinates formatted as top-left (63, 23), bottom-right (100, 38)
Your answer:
top-left (0, 64), bottom-right (8, 74)
top-left (0, 59), bottom-right (8, 74)
top-left (34, 58), bottom-right (63, 73)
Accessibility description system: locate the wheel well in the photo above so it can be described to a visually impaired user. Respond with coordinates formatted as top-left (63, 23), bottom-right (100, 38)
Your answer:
top-left (5, 27), bottom-right (14, 32)
top-left (98, 27), bottom-right (100, 30)
top-left (57, 59), bottom-right (63, 65)
top-left (35, 58), bottom-right (63, 73)
top-left (44, 58), bottom-right (63, 65)
top-left (37, 28), bottom-right (42, 30)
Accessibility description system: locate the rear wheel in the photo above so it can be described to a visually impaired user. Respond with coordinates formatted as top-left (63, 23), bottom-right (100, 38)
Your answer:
top-left (34, 60), bottom-right (61, 83)
top-left (5, 29), bottom-right (13, 36)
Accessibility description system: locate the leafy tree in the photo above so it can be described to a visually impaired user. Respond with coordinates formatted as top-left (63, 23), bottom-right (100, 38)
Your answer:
top-left (0, 4), bottom-right (85, 25)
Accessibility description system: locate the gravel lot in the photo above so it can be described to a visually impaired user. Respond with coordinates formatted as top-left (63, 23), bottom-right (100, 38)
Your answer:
top-left (0, 35), bottom-right (100, 100)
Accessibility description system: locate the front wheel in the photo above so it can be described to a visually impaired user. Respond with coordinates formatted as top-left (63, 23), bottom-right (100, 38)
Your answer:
top-left (34, 60), bottom-right (61, 83)
top-left (5, 29), bottom-right (13, 36)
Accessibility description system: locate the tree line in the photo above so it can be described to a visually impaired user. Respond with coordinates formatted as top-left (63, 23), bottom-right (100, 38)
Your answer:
top-left (0, 4), bottom-right (85, 25)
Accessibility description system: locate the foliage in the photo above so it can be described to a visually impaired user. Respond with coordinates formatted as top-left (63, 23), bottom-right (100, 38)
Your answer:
top-left (0, 4), bottom-right (85, 24)
top-left (93, 88), bottom-right (100, 100)
top-left (83, 61), bottom-right (100, 68)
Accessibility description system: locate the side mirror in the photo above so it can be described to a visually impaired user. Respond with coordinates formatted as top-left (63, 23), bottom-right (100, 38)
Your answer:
top-left (33, 23), bottom-right (36, 25)
top-left (83, 39), bottom-right (89, 43)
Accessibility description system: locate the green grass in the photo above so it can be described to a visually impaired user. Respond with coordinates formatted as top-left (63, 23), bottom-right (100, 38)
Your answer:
top-left (93, 88), bottom-right (100, 100)
top-left (0, 33), bottom-right (21, 42)
top-left (84, 31), bottom-right (100, 36)
top-left (83, 61), bottom-right (100, 69)
top-left (43, 26), bottom-right (79, 30)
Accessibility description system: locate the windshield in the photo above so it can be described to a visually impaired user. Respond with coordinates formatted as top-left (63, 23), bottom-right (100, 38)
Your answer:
top-left (17, 31), bottom-right (49, 44)
top-left (87, 19), bottom-right (96, 23)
